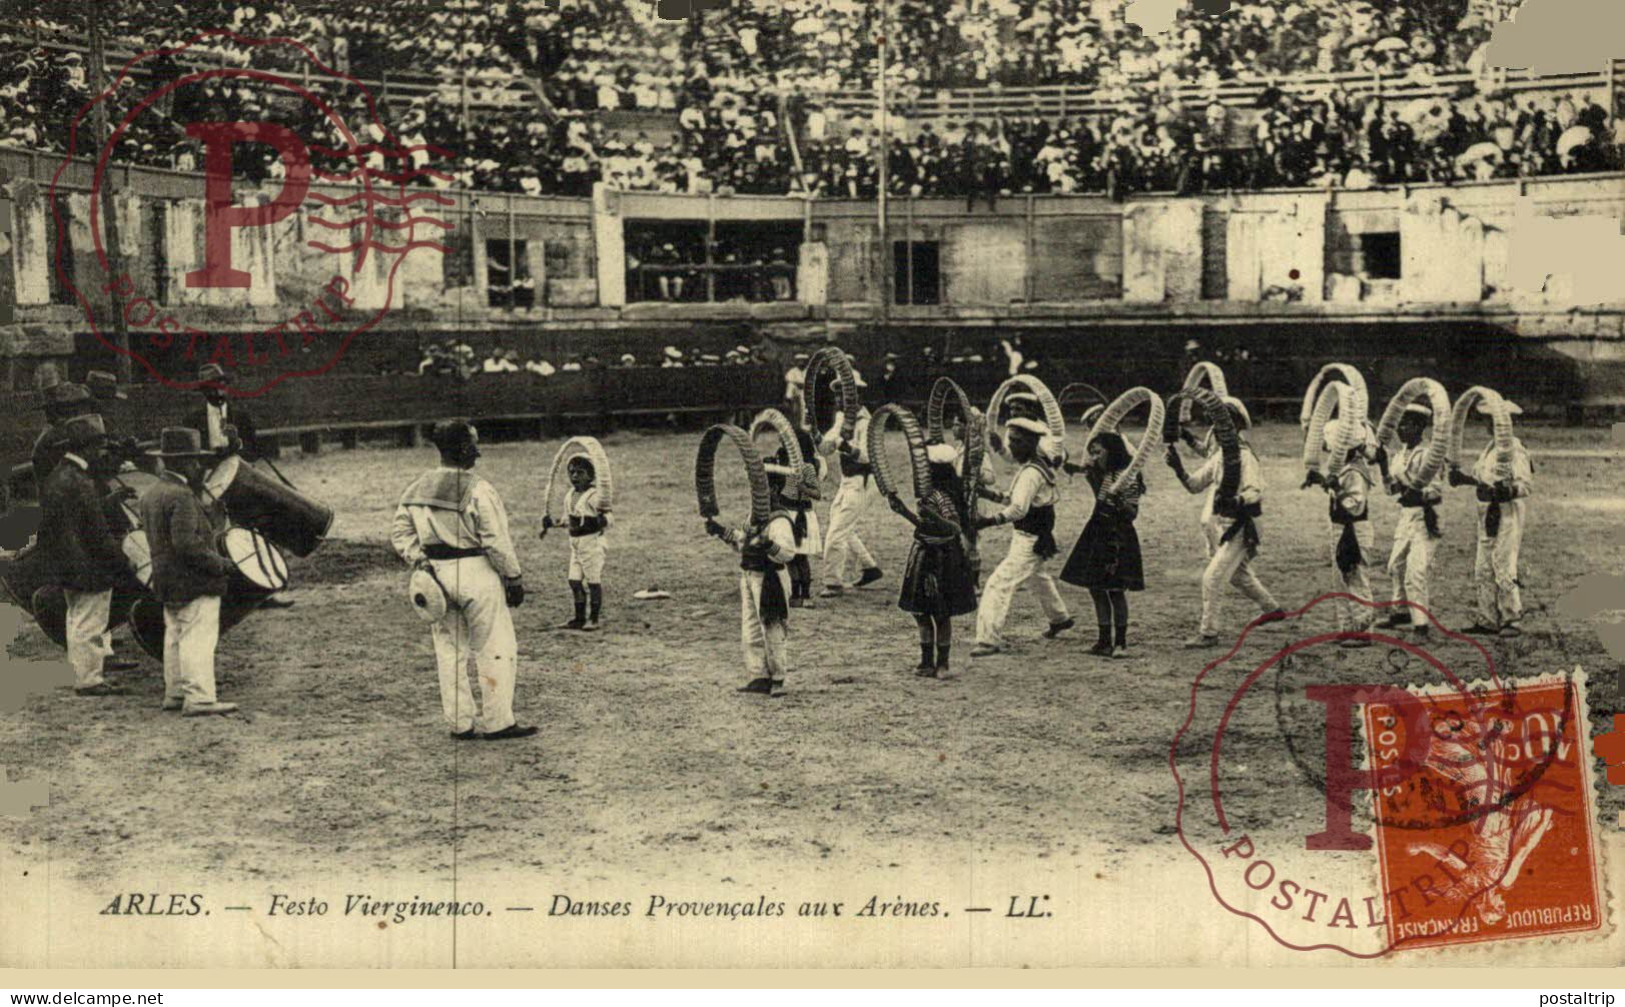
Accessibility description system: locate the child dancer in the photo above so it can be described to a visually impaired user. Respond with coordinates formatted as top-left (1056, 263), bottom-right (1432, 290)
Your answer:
top-left (1449, 400), bottom-right (1533, 638)
top-left (886, 443), bottom-right (979, 678)
top-left (1059, 431), bottom-right (1146, 658)
top-left (779, 421), bottom-right (823, 608)
top-left (820, 403), bottom-right (884, 597)
top-left (540, 456), bottom-right (609, 631)
top-left (971, 419), bottom-right (1074, 657)
top-left (1306, 419), bottom-right (1377, 647)
top-left (1165, 397), bottom-right (1284, 648)
top-left (707, 476), bottom-right (797, 698)
top-left (1377, 404), bottom-right (1444, 636)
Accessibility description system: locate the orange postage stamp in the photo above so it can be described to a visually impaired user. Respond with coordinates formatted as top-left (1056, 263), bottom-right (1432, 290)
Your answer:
top-left (1364, 673), bottom-right (1606, 952)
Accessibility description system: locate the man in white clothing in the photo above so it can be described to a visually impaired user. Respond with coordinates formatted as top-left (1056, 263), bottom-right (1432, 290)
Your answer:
top-left (391, 421), bottom-right (535, 741)
top-left (1450, 400), bottom-right (1533, 638)
top-left (1378, 403), bottom-right (1446, 636)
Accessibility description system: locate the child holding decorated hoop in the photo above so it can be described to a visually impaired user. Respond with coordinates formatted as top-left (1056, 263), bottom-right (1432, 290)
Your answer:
top-left (541, 455), bottom-right (610, 631)
top-left (1059, 431), bottom-right (1146, 658)
top-left (1449, 400), bottom-right (1534, 638)
top-left (887, 443), bottom-right (980, 678)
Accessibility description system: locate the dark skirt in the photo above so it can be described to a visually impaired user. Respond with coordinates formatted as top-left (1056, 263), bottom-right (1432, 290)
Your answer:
top-left (1059, 510), bottom-right (1145, 591)
top-left (897, 537), bottom-right (979, 617)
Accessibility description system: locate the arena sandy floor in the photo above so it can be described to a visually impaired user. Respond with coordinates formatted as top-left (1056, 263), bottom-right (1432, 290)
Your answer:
top-left (2, 421), bottom-right (1621, 890)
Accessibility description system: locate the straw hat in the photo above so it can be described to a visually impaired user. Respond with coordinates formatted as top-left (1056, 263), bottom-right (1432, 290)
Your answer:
top-left (408, 567), bottom-right (448, 623)
top-left (1005, 417), bottom-right (1049, 437)
top-left (86, 370), bottom-right (126, 401)
top-left (145, 427), bottom-right (214, 458)
top-left (925, 443), bottom-right (957, 465)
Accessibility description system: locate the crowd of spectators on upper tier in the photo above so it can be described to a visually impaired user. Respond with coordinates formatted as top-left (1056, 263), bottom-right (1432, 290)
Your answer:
top-left (2, 0), bottom-right (1622, 201)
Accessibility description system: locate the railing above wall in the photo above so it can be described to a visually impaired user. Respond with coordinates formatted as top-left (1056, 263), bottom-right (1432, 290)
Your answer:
top-left (816, 58), bottom-right (1625, 123)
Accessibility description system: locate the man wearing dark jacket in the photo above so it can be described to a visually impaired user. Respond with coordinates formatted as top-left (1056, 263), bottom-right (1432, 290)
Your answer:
top-left (38, 414), bottom-right (128, 696)
top-left (32, 382), bottom-right (95, 489)
top-left (138, 428), bottom-right (240, 717)
top-left (185, 363), bottom-right (260, 460)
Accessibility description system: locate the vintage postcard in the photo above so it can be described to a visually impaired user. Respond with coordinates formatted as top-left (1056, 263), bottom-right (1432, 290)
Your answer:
top-left (0, 0), bottom-right (1621, 974)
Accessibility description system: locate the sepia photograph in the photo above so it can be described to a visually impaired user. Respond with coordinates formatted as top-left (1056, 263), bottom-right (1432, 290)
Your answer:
top-left (0, 0), bottom-right (1621, 978)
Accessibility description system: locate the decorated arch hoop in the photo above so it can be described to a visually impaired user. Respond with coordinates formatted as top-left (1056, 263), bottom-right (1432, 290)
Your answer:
top-left (926, 376), bottom-right (976, 443)
top-left (985, 374), bottom-right (1066, 463)
top-left (1167, 387), bottom-right (1242, 499)
top-left (1374, 377), bottom-right (1453, 489)
top-left (1176, 361), bottom-right (1229, 426)
top-left (1302, 381), bottom-right (1367, 478)
top-left (1448, 385), bottom-right (1516, 480)
top-left (867, 404), bottom-right (934, 501)
top-left (802, 346), bottom-right (860, 444)
top-left (543, 436), bottom-right (615, 524)
top-left (1299, 362), bottom-right (1369, 430)
top-left (750, 407), bottom-right (818, 500)
top-left (1085, 387), bottom-right (1166, 495)
top-left (926, 376), bottom-right (985, 517)
top-left (695, 424), bottom-right (771, 526)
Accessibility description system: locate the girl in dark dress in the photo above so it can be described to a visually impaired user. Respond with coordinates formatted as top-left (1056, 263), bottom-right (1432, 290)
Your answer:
top-left (886, 444), bottom-right (980, 678)
top-left (1060, 431), bottom-right (1146, 658)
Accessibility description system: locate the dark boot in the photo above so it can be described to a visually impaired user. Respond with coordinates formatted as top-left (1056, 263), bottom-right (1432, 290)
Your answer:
top-left (1090, 624), bottom-right (1112, 656)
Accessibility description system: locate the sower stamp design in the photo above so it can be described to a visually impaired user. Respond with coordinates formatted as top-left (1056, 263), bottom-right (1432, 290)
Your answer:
top-left (1172, 593), bottom-right (1612, 958)
top-left (51, 29), bottom-right (453, 397)
top-left (1365, 674), bottom-right (1605, 950)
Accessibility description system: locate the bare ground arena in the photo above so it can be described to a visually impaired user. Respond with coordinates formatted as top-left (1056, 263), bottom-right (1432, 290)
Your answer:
top-left (2, 422), bottom-right (1620, 887)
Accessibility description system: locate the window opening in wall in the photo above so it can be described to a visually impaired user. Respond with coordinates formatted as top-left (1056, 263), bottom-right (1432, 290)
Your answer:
top-left (1360, 232), bottom-right (1401, 280)
top-left (486, 238), bottom-right (534, 309)
top-left (894, 240), bottom-right (939, 305)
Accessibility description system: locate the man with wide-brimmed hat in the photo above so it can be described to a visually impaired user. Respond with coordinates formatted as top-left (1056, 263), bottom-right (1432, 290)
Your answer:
top-left (37, 413), bottom-right (129, 696)
top-left (184, 363), bottom-right (260, 460)
top-left (32, 380), bottom-right (96, 486)
top-left (971, 417), bottom-right (1074, 657)
top-left (390, 421), bottom-right (535, 740)
top-left (138, 428), bottom-right (241, 716)
top-left (1378, 401), bottom-right (1445, 636)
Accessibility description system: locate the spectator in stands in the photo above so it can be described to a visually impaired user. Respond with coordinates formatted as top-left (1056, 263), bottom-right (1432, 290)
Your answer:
top-left (525, 356), bottom-right (556, 377)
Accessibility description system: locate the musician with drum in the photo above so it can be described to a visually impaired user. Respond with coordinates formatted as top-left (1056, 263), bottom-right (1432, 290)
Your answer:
top-left (36, 414), bottom-right (129, 697)
top-left (186, 363), bottom-right (261, 459)
top-left (138, 428), bottom-right (243, 717)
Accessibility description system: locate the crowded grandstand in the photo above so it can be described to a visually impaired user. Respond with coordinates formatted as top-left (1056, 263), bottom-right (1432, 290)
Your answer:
top-left (4, 0), bottom-right (1621, 205)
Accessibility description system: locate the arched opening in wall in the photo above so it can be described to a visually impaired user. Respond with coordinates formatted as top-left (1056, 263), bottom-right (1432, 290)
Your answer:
top-left (1359, 232), bottom-right (1401, 280)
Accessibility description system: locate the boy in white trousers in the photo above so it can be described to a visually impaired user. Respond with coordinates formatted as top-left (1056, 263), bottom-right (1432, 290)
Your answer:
top-left (971, 418), bottom-right (1074, 656)
top-left (541, 455), bottom-right (610, 631)
top-left (819, 402), bottom-right (884, 597)
top-left (1449, 400), bottom-right (1533, 638)
top-left (1166, 398), bottom-right (1285, 647)
top-left (1377, 403), bottom-right (1445, 636)
top-left (1306, 419), bottom-right (1378, 645)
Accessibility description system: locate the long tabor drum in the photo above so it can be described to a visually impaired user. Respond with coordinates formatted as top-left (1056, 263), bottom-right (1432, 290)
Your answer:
top-left (205, 456), bottom-right (334, 558)
top-left (128, 527), bottom-right (288, 661)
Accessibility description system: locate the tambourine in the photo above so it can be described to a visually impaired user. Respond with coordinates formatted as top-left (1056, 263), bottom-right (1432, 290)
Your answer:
top-left (1176, 361), bottom-right (1229, 426)
top-left (1085, 387), bottom-right (1166, 495)
top-left (543, 436), bottom-right (614, 525)
top-left (695, 423), bottom-right (772, 526)
top-left (1302, 381), bottom-right (1365, 478)
top-left (803, 347), bottom-right (860, 445)
top-left (867, 404), bottom-right (933, 501)
top-left (1448, 386), bottom-right (1516, 481)
top-left (1167, 386), bottom-right (1242, 499)
top-left (1374, 378), bottom-right (1452, 489)
top-left (985, 375), bottom-right (1066, 462)
top-left (1299, 363), bottom-right (1369, 430)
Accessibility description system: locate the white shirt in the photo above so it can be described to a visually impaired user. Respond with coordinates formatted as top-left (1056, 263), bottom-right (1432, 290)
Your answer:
top-left (390, 469), bottom-right (522, 579)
